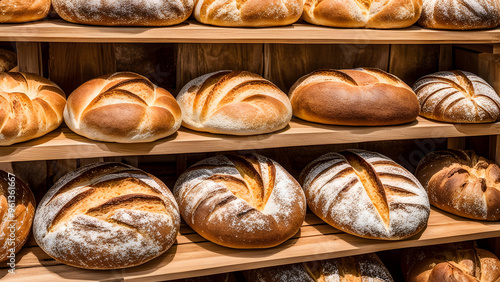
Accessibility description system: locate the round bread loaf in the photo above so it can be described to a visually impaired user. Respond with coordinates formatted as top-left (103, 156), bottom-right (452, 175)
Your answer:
top-left (289, 68), bottom-right (420, 126)
top-left (244, 253), bottom-right (394, 281)
top-left (33, 162), bottom-right (180, 269)
top-left (300, 149), bottom-right (430, 240)
top-left (419, 0), bottom-right (500, 30)
top-left (303, 0), bottom-right (422, 29)
top-left (64, 72), bottom-right (182, 143)
top-left (402, 242), bottom-right (500, 282)
top-left (177, 70), bottom-right (292, 135)
top-left (0, 0), bottom-right (50, 23)
top-left (52, 0), bottom-right (194, 26)
top-left (174, 153), bottom-right (306, 249)
top-left (0, 170), bottom-right (35, 262)
top-left (413, 71), bottom-right (500, 123)
top-left (415, 149), bottom-right (500, 221)
top-left (0, 72), bottom-right (66, 146)
top-left (0, 49), bottom-right (17, 72)
top-left (194, 0), bottom-right (303, 27)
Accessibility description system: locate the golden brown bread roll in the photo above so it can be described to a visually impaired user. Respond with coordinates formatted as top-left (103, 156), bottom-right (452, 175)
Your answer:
top-left (177, 70), bottom-right (292, 135)
top-left (415, 149), bottom-right (500, 221)
top-left (303, 0), bottom-right (422, 29)
top-left (52, 0), bottom-right (194, 26)
top-left (33, 162), bottom-right (180, 269)
top-left (300, 149), bottom-right (430, 240)
top-left (174, 153), bottom-right (306, 249)
top-left (413, 71), bottom-right (500, 123)
top-left (194, 0), bottom-right (303, 27)
top-left (64, 72), bottom-right (182, 143)
top-left (0, 72), bottom-right (66, 146)
top-left (0, 49), bottom-right (16, 72)
top-left (244, 253), bottom-right (394, 281)
top-left (0, 0), bottom-right (50, 23)
top-left (0, 170), bottom-right (35, 263)
top-left (289, 68), bottom-right (420, 126)
top-left (419, 0), bottom-right (500, 30)
top-left (402, 242), bottom-right (500, 282)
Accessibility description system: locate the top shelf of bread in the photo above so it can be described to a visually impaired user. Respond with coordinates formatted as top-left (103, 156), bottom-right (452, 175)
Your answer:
top-left (4, 20), bottom-right (500, 44)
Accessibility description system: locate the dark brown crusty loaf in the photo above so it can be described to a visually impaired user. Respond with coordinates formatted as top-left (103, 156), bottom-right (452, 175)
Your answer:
top-left (174, 153), bottom-right (306, 249)
top-left (0, 0), bottom-right (50, 23)
top-left (244, 253), bottom-right (394, 281)
top-left (402, 242), bottom-right (500, 282)
top-left (33, 162), bottom-right (180, 269)
top-left (0, 170), bottom-right (35, 262)
top-left (289, 68), bottom-right (420, 126)
top-left (415, 149), bottom-right (500, 221)
top-left (300, 149), bottom-right (430, 240)
top-left (0, 49), bottom-right (17, 72)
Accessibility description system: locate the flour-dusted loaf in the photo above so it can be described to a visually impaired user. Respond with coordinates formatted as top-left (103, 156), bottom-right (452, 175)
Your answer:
top-left (419, 0), bottom-right (500, 30)
top-left (194, 0), bottom-right (303, 27)
top-left (289, 68), bottom-right (420, 126)
top-left (244, 253), bottom-right (394, 282)
top-left (0, 72), bottom-right (66, 146)
top-left (33, 162), bottom-right (180, 269)
top-left (413, 71), bottom-right (500, 123)
top-left (52, 0), bottom-right (194, 26)
top-left (402, 242), bottom-right (500, 282)
top-left (303, 0), bottom-right (422, 28)
top-left (0, 49), bottom-right (16, 72)
top-left (300, 149), bottom-right (430, 240)
top-left (0, 170), bottom-right (35, 262)
top-left (416, 149), bottom-right (500, 221)
top-left (174, 153), bottom-right (306, 248)
top-left (177, 71), bottom-right (292, 135)
top-left (0, 0), bottom-right (50, 23)
top-left (64, 72), bottom-right (182, 143)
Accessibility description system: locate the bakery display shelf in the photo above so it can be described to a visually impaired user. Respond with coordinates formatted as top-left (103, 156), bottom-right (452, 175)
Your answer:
top-left (3, 208), bottom-right (500, 282)
top-left (3, 20), bottom-right (500, 44)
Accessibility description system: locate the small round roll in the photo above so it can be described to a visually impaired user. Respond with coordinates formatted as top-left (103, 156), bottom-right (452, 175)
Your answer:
top-left (0, 0), bottom-right (50, 23)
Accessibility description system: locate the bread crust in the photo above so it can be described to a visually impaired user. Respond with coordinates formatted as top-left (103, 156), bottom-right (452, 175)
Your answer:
top-left (0, 0), bottom-right (50, 23)
top-left (0, 49), bottom-right (16, 72)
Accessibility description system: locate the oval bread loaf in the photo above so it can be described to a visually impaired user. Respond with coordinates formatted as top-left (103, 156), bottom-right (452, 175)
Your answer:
top-left (300, 149), bottom-right (430, 240)
top-left (33, 162), bottom-right (180, 269)
top-left (0, 0), bottom-right (50, 23)
top-left (174, 153), bottom-right (306, 249)
top-left (0, 49), bottom-right (17, 72)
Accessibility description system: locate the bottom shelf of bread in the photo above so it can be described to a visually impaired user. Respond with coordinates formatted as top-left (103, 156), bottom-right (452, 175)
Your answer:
top-left (5, 207), bottom-right (500, 281)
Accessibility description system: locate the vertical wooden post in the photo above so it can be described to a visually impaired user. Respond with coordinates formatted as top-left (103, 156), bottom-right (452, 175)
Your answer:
top-left (16, 42), bottom-right (43, 74)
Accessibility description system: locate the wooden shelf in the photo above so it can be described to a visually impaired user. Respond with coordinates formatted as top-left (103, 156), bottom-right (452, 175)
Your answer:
top-left (3, 20), bottom-right (500, 44)
top-left (3, 208), bottom-right (500, 281)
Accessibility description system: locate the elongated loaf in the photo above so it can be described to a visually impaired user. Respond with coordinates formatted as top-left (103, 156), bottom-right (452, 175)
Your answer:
top-left (174, 154), bottom-right (306, 248)
top-left (300, 149), bottom-right (430, 240)
top-left (33, 162), bottom-right (180, 269)
top-left (303, 0), bottom-right (422, 29)
top-left (0, 49), bottom-right (16, 72)
top-left (177, 70), bottom-right (292, 135)
top-left (0, 0), bottom-right (50, 23)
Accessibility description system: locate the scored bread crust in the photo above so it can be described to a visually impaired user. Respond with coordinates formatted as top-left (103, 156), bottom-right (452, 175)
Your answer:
top-left (194, 0), bottom-right (303, 27)
top-left (0, 0), bottom-right (50, 23)
top-left (64, 72), bottom-right (182, 143)
top-left (174, 153), bottom-right (306, 249)
top-left (177, 70), bottom-right (292, 135)
top-left (289, 68), bottom-right (420, 126)
top-left (413, 71), bottom-right (500, 123)
top-left (33, 162), bottom-right (181, 270)
top-left (0, 49), bottom-right (17, 72)
top-left (0, 72), bottom-right (66, 146)
top-left (300, 149), bottom-right (430, 240)
top-left (303, 0), bottom-right (422, 29)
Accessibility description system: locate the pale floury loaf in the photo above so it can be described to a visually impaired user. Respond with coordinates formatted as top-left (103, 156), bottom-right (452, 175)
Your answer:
top-left (0, 0), bottom-right (50, 23)
top-left (300, 149), bottom-right (430, 240)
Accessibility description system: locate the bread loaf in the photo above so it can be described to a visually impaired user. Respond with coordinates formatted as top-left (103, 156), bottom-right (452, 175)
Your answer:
top-left (0, 72), bottom-right (66, 146)
top-left (0, 170), bottom-right (35, 262)
top-left (0, 49), bottom-right (16, 72)
top-left (0, 0), bottom-right (50, 23)
top-left (402, 242), bottom-right (500, 282)
top-left (244, 253), bottom-right (394, 281)
top-left (33, 162), bottom-right (180, 269)
top-left (194, 0), bottom-right (303, 27)
top-left (177, 71), bottom-right (292, 135)
top-left (289, 68), bottom-right (420, 126)
top-left (303, 0), bottom-right (422, 29)
top-left (52, 0), bottom-right (194, 26)
top-left (174, 153), bottom-right (306, 249)
top-left (413, 71), bottom-right (500, 123)
top-left (419, 0), bottom-right (500, 30)
top-left (415, 149), bottom-right (500, 221)
top-left (64, 72), bottom-right (182, 143)
top-left (300, 149), bottom-right (430, 240)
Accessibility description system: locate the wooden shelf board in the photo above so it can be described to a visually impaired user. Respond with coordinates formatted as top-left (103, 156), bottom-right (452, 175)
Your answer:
top-left (1, 117), bottom-right (500, 163)
top-left (3, 20), bottom-right (500, 44)
top-left (2, 208), bottom-right (500, 281)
